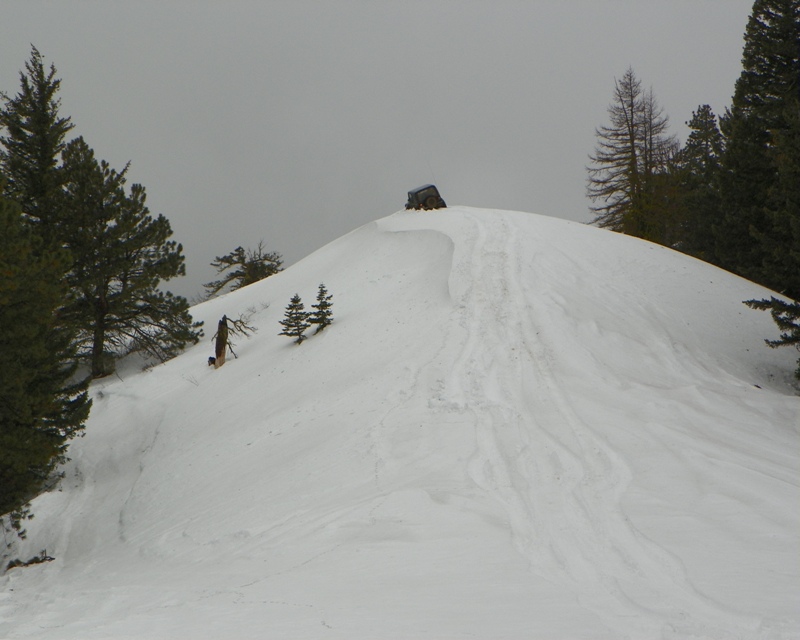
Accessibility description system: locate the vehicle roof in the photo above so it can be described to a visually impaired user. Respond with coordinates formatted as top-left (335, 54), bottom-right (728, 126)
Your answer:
top-left (409, 184), bottom-right (437, 194)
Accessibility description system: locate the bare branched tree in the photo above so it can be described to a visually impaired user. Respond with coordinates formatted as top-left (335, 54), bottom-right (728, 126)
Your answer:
top-left (587, 67), bottom-right (678, 242)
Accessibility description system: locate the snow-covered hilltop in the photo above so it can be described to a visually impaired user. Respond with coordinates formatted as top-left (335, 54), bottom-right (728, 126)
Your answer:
top-left (2, 207), bottom-right (798, 639)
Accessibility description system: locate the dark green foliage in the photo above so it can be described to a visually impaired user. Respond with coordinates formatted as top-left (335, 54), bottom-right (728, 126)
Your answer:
top-left (0, 46), bottom-right (73, 249)
top-left (59, 137), bottom-right (203, 377)
top-left (309, 283), bottom-right (334, 334)
top-left (204, 242), bottom-right (283, 297)
top-left (587, 67), bottom-right (679, 243)
top-left (717, 107), bottom-right (777, 280)
top-left (721, 0), bottom-right (800, 377)
top-left (279, 294), bottom-right (310, 344)
top-left (674, 105), bottom-right (725, 262)
top-left (0, 47), bottom-right (201, 535)
top-left (745, 104), bottom-right (800, 377)
top-left (0, 48), bottom-right (88, 535)
top-left (717, 0), bottom-right (800, 288)
top-left (0, 195), bottom-right (90, 528)
top-left (732, 0), bottom-right (799, 128)
top-left (745, 296), bottom-right (800, 378)
top-left (681, 106), bottom-right (725, 178)
top-left (753, 103), bottom-right (800, 300)
top-left (1, 49), bottom-right (201, 379)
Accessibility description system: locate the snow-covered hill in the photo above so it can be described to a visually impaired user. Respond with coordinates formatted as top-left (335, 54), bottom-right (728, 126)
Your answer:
top-left (1, 207), bottom-right (798, 639)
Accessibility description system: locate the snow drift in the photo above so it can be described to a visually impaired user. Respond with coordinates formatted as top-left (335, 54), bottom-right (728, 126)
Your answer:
top-left (1, 207), bottom-right (798, 639)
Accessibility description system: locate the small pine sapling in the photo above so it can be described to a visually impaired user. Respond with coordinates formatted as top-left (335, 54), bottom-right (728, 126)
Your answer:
top-left (279, 294), bottom-right (310, 344)
top-left (310, 283), bottom-right (334, 334)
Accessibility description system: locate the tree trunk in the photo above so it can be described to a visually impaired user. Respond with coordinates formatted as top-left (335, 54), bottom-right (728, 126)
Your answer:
top-left (214, 316), bottom-right (228, 368)
top-left (91, 290), bottom-right (113, 378)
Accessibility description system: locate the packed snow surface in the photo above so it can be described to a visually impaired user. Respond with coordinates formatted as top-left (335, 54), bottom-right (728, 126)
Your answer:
top-left (1, 207), bottom-right (799, 639)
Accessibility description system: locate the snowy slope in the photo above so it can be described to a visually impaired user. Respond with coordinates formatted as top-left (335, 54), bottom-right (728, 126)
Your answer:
top-left (1, 207), bottom-right (798, 639)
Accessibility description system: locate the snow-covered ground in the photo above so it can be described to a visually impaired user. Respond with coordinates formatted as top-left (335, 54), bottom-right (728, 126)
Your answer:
top-left (1, 207), bottom-right (798, 639)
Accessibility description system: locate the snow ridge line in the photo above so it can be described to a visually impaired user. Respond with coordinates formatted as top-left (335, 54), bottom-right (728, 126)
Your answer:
top-left (440, 210), bottom-right (760, 638)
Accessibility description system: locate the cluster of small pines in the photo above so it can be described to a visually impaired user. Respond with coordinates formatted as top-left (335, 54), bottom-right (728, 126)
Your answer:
top-left (279, 284), bottom-right (334, 345)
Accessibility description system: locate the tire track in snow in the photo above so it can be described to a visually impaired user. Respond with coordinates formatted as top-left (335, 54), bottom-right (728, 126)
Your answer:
top-left (439, 210), bottom-right (760, 638)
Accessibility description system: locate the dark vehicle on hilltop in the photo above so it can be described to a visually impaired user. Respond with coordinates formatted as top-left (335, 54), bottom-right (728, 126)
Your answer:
top-left (405, 184), bottom-right (446, 210)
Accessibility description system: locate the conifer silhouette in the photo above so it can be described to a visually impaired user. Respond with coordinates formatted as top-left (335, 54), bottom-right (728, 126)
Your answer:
top-left (279, 294), bottom-right (310, 344)
top-left (309, 283), bottom-right (334, 334)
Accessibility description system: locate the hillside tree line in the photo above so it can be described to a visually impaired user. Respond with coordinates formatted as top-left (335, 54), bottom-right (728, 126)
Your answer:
top-left (0, 47), bottom-right (203, 533)
top-left (587, 0), bottom-right (800, 377)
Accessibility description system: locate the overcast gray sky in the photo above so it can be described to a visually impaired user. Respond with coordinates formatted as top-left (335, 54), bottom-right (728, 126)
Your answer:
top-left (2, 1), bottom-right (754, 299)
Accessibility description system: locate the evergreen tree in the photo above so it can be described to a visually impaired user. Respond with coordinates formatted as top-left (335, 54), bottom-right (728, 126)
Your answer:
top-left (745, 104), bottom-right (800, 378)
top-left (309, 283), bottom-right (334, 334)
top-left (0, 46), bottom-right (73, 249)
top-left (718, 0), bottom-right (800, 378)
top-left (59, 137), bottom-right (203, 377)
top-left (717, 0), bottom-right (800, 287)
top-left (756, 104), bottom-right (800, 300)
top-left (745, 296), bottom-right (800, 379)
top-left (0, 193), bottom-right (90, 530)
top-left (279, 294), bottom-right (310, 344)
top-left (204, 242), bottom-right (283, 297)
top-left (0, 48), bottom-right (92, 528)
top-left (587, 67), bottom-right (679, 243)
top-left (674, 105), bottom-right (725, 262)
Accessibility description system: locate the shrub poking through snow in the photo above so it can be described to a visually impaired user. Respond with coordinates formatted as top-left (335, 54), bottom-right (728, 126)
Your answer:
top-left (309, 283), bottom-right (334, 334)
top-left (279, 294), bottom-right (311, 344)
top-left (6, 550), bottom-right (54, 572)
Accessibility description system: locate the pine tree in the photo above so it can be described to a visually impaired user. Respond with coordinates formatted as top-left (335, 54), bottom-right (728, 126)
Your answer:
top-left (756, 104), bottom-right (800, 300)
top-left (0, 49), bottom-right (91, 528)
top-left (279, 294), bottom-right (310, 344)
top-left (587, 67), bottom-right (679, 243)
top-left (717, 0), bottom-right (800, 287)
top-left (59, 137), bottom-right (203, 377)
top-left (746, 296), bottom-right (800, 379)
top-left (1, 50), bottom-right (201, 377)
top-left (744, 104), bottom-right (800, 378)
top-left (674, 105), bottom-right (725, 262)
top-left (717, 0), bottom-right (800, 378)
top-left (0, 46), bottom-right (73, 249)
top-left (309, 283), bottom-right (334, 334)
top-left (0, 192), bottom-right (90, 530)
top-left (204, 242), bottom-right (283, 298)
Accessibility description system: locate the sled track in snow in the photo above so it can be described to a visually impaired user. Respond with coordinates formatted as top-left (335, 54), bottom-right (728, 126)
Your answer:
top-left (440, 210), bottom-right (760, 638)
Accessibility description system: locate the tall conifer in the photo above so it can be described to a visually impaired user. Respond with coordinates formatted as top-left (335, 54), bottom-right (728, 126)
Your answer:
top-left (309, 283), bottom-right (334, 334)
top-left (717, 0), bottom-right (800, 287)
top-left (59, 137), bottom-right (202, 377)
top-left (716, 0), bottom-right (800, 377)
top-left (279, 294), bottom-right (310, 344)
top-left (0, 193), bottom-right (90, 528)
top-left (675, 105), bottom-right (725, 262)
top-left (0, 46), bottom-right (72, 249)
top-left (0, 49), bottom-right (91, 528)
